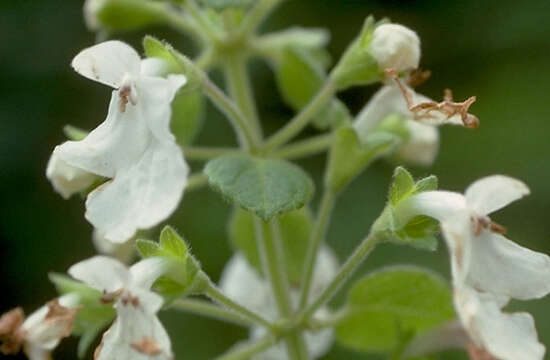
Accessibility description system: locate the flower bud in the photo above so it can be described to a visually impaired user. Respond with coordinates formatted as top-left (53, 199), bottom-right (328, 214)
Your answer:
top-left (369, 24), bottom-right (420, 72)
top-left (396, 120), bottom-right (439, 166)
top-left (46, 153), bottom-right (98, 199)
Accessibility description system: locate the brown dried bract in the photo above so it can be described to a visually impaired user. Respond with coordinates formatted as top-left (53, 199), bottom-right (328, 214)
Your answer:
top-left (472, 216), bottom-right (507, 236)
top-left (131, 336), bottom-right (163, 356)
top-left (44, 299), bottom-right (79, 338)
top-left (385, 68), bottom-right (480, 128)
top-left (467, 343), bottom-right (496, 360)
top-left (407, 68), bottom-right (432, 87)
top-left (0, 307), bottom-right (25, 355)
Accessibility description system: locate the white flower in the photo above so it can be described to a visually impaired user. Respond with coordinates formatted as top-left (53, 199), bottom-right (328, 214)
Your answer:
top-left (69, 256), bottom-right (173, 360)
top-left (53, 41), bottom-right (189, 243)
top-left (369, 23), bottom-right (420, 72)
top-left (0, 296), bottom-right (79, 360)
top-left (219, 247), bottom-right (339, 359)
top-left (92, 228), bottom-right (136, 263)
top-left (400, 175), bottom-right (550, 360)
top-left (46, 153), bottom-right (98, 199)
top-left (354, 85), bottom-right (442, 166)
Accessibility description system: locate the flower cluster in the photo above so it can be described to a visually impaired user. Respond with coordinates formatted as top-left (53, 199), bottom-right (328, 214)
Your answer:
top-left (3, 1), bottom-right (549, 360)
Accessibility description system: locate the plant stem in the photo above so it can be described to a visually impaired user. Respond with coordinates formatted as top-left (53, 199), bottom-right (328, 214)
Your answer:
top-left (184, 146), bottom-right (238, 161)
top-left (181, 0), bottom-right (221, 42)
top-left (224, 54), bottom-right (263, 141)
top-left (186, 173), bottom-right (209, 192)
top-left (301, 232), bottom-right (380, 319)
top-left (162, 7), bottom-right (205, 44)
top-left (215, 336), bottom-right (278, 360)
top-left (170, 298), bottom-right (254, 327)
top-left (239, 0), bottom-right (286, 36)
top-left (263, 80), bottom-right (336, 151)
top-left (298, 190), bottom-right (337, 310)
top-left (272, 133), bottom-right (334, 160)
top-left (204, 282), bottom-right (274, 330)
top-left (254, 218), bottom-right (309, 360)
top-left (202, 76), bottom-right (259, 151)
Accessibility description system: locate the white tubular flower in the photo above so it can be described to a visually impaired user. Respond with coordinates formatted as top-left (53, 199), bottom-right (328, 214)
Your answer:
top-left (400, 175), bottom-right (550, 360)
top-left (220, 247), bottom-right (339, 359)
top-left (46, 153), bottom-right (98, 199)
top-left (396, 120), bottom-right (439, 166)
top-left (92, 228), bottom-right (135, 263)
top-left (0, 296), bottom-right (79, 360)
top-left (53, 41), bottom-right (189, 243)
top-left (69, 256), bottom-right (173, 360)
top-left (369, 23), bottom-right (420, 72)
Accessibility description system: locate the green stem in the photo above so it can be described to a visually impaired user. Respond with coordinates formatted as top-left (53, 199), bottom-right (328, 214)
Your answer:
top-left (239, 0), bottom-right (285, 35)
top-left (272, 134), bottom-right (334, 160)
top-left (224, 54), bottom-right (263, 141)
top-left (263, 80), bottom-right (337, 151)
top-left (162, 7), bottom-right (205, 44)
top-left (215, 336), bottom-right (278, 360)
top-left (185, 173), bottom-right (209, 192)
top-left (204, 282), bottom-right (274, 330)
top-left (181, 0), bottom-right (221, 42)
top-left (202, 76), bottom-right (259, 151)
top-left (170, 298), bottom-right (254, 327)
top-left (183, 146), bottom-right (238, 161)
top-left (298, 190), bottom-right (336, 309)
top-left (254, 218), bottom-right (308, 360)
top-left (301, 232), bottom-right (380, 319)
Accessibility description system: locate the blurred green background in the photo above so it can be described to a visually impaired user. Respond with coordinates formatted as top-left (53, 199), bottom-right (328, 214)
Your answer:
top-left (1, 0), bottom-right (550, 359)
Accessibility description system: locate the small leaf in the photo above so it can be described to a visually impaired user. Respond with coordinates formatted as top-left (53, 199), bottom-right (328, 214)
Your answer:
top-left (143, 36), bottom-right (182, 73)
top-left (326, 126), bottom-right (398, 191)
top-left (415, 175), bottom-right (438, 193)
top-left (204, 154), bottom-right (314, 221)
top-left (159, 226), bottom-right (189, 259)
top-left (390, 167), bottom-right (416, 205)
top-left (92, 0), bottom-right (168, 33)
top-left (63, 125), bottom-right (89, 141)
top-left (171, 89), bottom-right (204, 146)
top-left (335, 267), bottom-right (455, 353)
top-left (313, 99), bottom-right (351, 130)
top-left (136, 239), bottom-right (161, 258)
top-left (229, 207), bottom-right (313, 284)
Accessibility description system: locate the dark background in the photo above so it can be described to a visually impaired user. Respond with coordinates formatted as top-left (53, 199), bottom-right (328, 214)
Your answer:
top-left (1, 0), bottom-right (550, 359)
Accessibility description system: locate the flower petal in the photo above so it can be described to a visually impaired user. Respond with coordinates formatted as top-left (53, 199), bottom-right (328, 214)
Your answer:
top-left (68, 256), bottom-right (130, 292)
top-left (95, 302), bottom-right (172, 360)
top-left (396, 120), bottom-right (439, 166)
top-left (54, 89), bottom-right (152, 178)
top-left (130, 257), bottom-right (172, 291)
top-left (440, 215), bottom-right (474, 286)
top-left (72, 41), bottom-right (141, 88)
top-left (398, 190), bottom-right (468, 224)
top-left (46, 153), bottom-right (98, 199)
top-left (85, 140), bottom-right (188, 242)
top-left (465, 175), bottom-right (530, 216)
top-left (466, 231), bottom-right (550, 300)
top-left (455, 286), bottom-right (545, 360)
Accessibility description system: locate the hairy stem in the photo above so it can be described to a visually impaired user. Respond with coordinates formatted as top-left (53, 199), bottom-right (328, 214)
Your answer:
top-left (183, 146), bottom-right (238, 161)
top-left (263, 80), bottom-right (336, 151)
top-left (215, 336), bottom-right (278, 360)
top-left (254, 218), bottom-right (309, 360)
top-left (239, 0), bottom-right (286, 36)
top-left (204, 282), bottom-right (274, 330)
top-left (223, 54), bottom-right (263, 141)
top-left (171, 298), bottom-right (255, 327)
top-left (272, 133), bottom-right (334, 160)
top-left (202, 76), bottom-right (259, 151)
top-left (301, 232), bottom-right (380, 319)
top-left (298, 190), bottom-right (337, 309)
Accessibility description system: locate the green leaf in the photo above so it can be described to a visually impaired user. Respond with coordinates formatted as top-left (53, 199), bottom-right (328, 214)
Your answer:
top-left (199, 0), bottom-right (253, 10)
top-left (159, 226), bottom-right (189, 259)
top-left (335, 267), bottom-right (455, 354)
top-left (143, 36), bottom-right (182, 74)
top-left (276, 47), bottom-right (350, 130)
top-left (171, 89), bottom-right (204, 146)
top-left (415, 176), bottom-right (438, 193)
top-left (326, 126), bottom-right (398, 191)
top-left (229, 207), bottom-right (313, 284)
top-left (49, 273), bottom-right (116, 358)
top-left (389, 167), bottom-right (416, 205)
top-left (204, 154), bottom-right (314, 221)
top-left (92, 0), bottom-right (169, 33)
